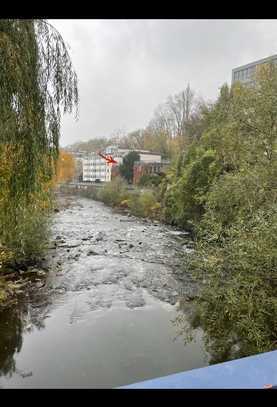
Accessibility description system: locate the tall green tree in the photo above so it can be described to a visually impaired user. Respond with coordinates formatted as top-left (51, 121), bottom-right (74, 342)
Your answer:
top-left (0, 19), bottom-right (78, 262)
top-left (119, 151), bottom-right (140, 183)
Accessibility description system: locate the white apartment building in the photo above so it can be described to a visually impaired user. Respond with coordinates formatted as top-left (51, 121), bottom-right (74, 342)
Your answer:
top-left (82, 153), bottom-right (112, 182)
top-left (82, 148), bottom-right (124, 182)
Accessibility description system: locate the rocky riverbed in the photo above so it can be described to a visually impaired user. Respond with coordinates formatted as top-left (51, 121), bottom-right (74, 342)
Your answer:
top-left (41, 194), bottom-right (198, 311)
top-left (0, 194), bottom-right (207, 388)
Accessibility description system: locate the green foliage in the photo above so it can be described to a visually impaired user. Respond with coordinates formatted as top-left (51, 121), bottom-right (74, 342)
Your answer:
top-left (128, 190), bottom-right (161, 219)
top-left (97, 177), bottom-right (129, 207)
top-left (138, 174), bottom-right (162, 187)
top-left (0, 19), bottom-right (78, 253)
top-left (162, 66), bottom-right (277, 361)
top-left (0, 20), bottom-right (78, 304)
top-left (119, 151), bottom-right (140, 183)
top-left (1, 196), bottom-right (52, 263)
top-left (162, 146), bottom-right (222, 229)
top-left (0, 305), bottom-right (24, 376)
top-left (89, 178), bottom-right (161, 220)
top-left (189, 206), bottom-right (277, 362)
top-left (0, 19), bottom-right (78, 195)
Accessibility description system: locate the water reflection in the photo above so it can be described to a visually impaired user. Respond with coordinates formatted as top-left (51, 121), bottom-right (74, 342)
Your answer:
top-left (0, 305), bottom-right (24, 377)
top-left (173, 298), bottom-right (249, 365)
top-left (0, 285), bottom-right (50, 378)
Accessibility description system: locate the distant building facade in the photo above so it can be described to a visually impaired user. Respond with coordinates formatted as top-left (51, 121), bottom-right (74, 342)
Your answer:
top-left (232, 54), bottom-right (277, 86)
top-left (82, 145), bottom-right (163, 183)
top-left (105, 145), bottom-right (162, 163)
top-left (82, 153), bottom-right (113, 182)
top-left (82, 146), bottom-right (125, 182)
top-left (133, 160), bottom-right (170, 185)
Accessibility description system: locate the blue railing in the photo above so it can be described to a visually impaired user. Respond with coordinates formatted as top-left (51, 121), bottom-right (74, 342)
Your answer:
top-left (120, 350), bottom-right (277, 389)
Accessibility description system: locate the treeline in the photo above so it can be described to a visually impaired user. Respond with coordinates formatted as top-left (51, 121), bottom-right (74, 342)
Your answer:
top-left (67, 84), bottom-right (207, 159)
top-left (161, 64), bottom-right (277, 362)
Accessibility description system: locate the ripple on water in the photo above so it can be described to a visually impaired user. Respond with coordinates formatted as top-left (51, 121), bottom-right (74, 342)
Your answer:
top-left (0, 195), bottom-right (206, 389)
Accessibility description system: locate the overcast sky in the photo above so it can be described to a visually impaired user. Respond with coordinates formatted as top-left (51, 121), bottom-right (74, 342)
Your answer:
top-left (50, 19), bottom-right (277, 147)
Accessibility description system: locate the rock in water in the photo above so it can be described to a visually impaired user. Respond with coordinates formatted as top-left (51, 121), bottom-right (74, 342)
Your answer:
top-left (95, 232), bottom-right (105, 242)
top-left (87, 250), bottom-right (99, 256)
top-left (126, 293), bottom-right (145, 308)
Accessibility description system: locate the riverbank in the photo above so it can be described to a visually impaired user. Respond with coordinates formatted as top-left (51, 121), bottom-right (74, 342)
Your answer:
top-left (59, 179), bottom-right (172, 225)
top-left (0, 197), bottom-right (70, 309)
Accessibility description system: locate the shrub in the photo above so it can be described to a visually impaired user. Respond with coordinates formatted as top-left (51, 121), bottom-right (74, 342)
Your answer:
top-left (190, 205), bottom-right (277, 362)
top-left (97, 177), bottom-right (129, 207)
top-left (138, 174), bottom-right (162, 187)
top-left (162, 148), bottom-right (222, 229)
top-left (128, 190), bottom-right (161, 219)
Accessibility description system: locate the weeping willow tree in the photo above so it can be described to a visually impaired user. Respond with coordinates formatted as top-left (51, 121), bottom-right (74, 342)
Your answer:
top-left (0, 19), bottom-right (78, 265)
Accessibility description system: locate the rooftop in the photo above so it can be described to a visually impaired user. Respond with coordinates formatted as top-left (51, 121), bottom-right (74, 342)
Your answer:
top-left (232, 54), bottom-right (277, 73)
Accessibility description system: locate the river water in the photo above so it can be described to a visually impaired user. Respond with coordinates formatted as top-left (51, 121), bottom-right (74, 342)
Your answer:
top-left (0, 194), bottom-right (209, 388)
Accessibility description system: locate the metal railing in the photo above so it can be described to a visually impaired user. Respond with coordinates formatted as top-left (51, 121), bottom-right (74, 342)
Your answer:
top-left (120, 350), bottom-right (277, 389)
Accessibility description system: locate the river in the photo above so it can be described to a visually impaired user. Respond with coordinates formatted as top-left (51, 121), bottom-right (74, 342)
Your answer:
top-left (0, 194), bottom-right (209, 388)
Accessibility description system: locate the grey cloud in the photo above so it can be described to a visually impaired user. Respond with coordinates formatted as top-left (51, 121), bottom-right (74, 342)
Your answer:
top-left (49, 19), bottom-right (277, 146)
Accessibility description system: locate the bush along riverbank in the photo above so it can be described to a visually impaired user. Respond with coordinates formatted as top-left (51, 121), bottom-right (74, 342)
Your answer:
top-left (0, 197), bottom-right (53, 308)
top-left (74, 177), bottom-right (164, 222)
